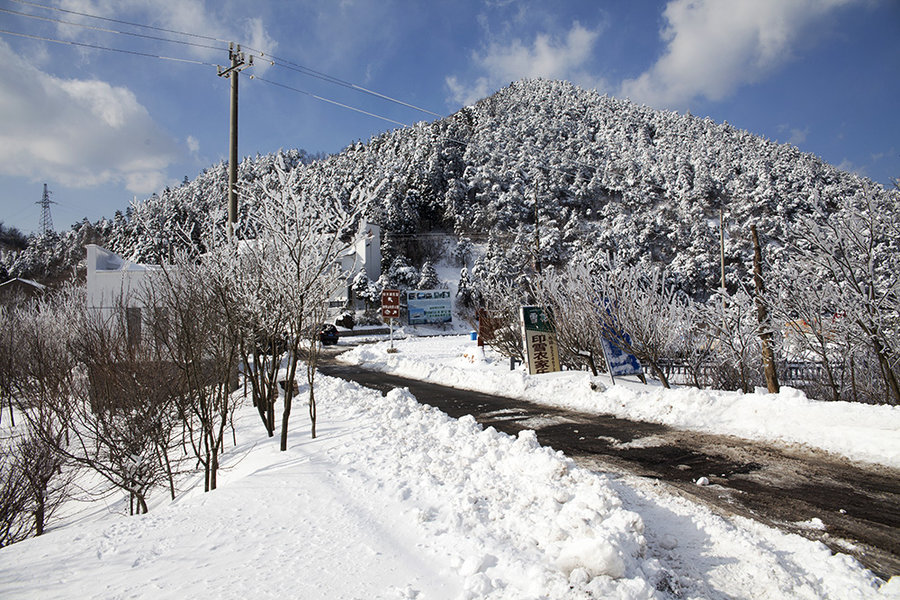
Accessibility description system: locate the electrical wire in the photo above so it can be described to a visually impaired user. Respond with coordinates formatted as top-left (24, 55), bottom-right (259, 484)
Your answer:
top-left (6, 0), bottom-right (588, 181)
top-left (8, 0), bottom-right (227, 44)
top-left (0, 6), bottom-right (225, 53)
top-left (250, 76), bottom-right (411, 128)
top-left (0, 25), bottom-right (424, 131)
top-left (258, 56), bottom-right (442, 118)
top-left (0, 28), bottom-right (217, 66)
top-left (10, 0), bottom-right (442, 119)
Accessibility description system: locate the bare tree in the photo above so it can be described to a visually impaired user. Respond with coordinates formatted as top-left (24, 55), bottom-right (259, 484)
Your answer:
top-left (0, 445), bottom-right (29, 547)
top-left (539, 263), bottom-right (610, 375)
top-left (699, 288), bottom-right (763, 393)
top-left (2, 294), bottom-right (75, 531)
top-left (13, 428), bottom-right (71, 535)
top-left (770, 266), bottom-right (849, 402)
top-left (538, 257), bottom-right (692, 388)
top-left (0, 306), bottom-right (16, 426)
top-left (231, 240), bottom-right (290, 439)
top-left (789, 189), bottom-right (900, 404)
top-left (468, 269), bottom-right (530, 364)
top-left (672, 314), bottom-right (718, 389)
top-left (242, 164), bottom-right (361, 448)
top-left (2, 291), bottom-right (183, 515)
top-left (592, 259), bottom-right (690, 388)
top-left (142, 252), bottom-right (242, 491)
top-left (65, 301), bottom-right (185, 512)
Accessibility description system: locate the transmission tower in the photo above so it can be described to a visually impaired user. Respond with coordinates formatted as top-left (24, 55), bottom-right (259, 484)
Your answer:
top-left (37, 183), bottom-right (57, 235)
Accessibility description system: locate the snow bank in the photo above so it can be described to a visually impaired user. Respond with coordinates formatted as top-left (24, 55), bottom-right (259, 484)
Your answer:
top-left (0, 367), bottom-right (892, 599)
top-left (340, 335), bottom-right (900, 469)
top-left (0, 376), bottom-right (657, 599)
top-left (330, 382), bottom-right (658, 598)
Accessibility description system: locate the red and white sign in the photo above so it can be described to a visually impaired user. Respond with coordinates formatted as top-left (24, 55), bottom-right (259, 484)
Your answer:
top-left (381, 289), bottom-right (401, 319)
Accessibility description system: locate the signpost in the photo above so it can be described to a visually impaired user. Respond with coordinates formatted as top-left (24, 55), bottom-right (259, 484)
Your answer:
top-left (381, 289), bottom-right (401, 351)
top-left (381, 289), bottom-right (400, 319)
top-left (520, 305), bottom-right (561, 375)
top-left (406, 289), bottom-right (452, 325)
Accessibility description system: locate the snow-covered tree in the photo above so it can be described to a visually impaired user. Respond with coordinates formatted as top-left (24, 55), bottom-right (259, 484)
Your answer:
top-left (417, 260), bottom-right (441, 290)
top-left (241, 161), bottom-right (362, 446)
top-left (785, 188), bottom-right (900, 404)
top-left (699, 289), bottom-right (764, 393)
top-left (141, 254), bottom-right (241, 492)
top-left (541, 257), bottom-right (690, 387)
top-left (386, 255), bottom-right (420, 291)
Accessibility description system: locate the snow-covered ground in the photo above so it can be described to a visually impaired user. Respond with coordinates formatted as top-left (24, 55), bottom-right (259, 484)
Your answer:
top-left (340, 334), bottom-right (900, 470)
top-left (1, 334), bottom-right (898, 599)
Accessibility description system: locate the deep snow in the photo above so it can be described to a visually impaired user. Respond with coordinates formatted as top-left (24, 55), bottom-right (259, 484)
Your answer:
top-left (340, 334), bottom-right (900, 470)
top-left (1, 334), bottom-right (897, 599)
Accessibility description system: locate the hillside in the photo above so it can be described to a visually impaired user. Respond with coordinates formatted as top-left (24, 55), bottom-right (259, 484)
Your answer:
top-left (288, 79), bottom-right (895, 296)
top-left (5, 79), bottom-right (898, 296)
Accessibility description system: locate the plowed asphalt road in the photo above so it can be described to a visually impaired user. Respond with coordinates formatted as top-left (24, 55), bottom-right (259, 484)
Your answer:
top-left (318, 355), bottom-right (900, 579)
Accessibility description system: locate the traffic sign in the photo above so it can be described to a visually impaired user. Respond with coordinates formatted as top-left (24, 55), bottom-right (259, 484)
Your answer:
top-left (381, 289), bottom-right (401, 319)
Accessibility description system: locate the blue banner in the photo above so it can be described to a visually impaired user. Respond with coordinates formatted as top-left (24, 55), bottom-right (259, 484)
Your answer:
top-left (600, 335), bottom-right (642, 376)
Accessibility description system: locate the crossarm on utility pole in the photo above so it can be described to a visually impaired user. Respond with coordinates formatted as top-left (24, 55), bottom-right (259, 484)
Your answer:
top-left (217, 43), bottom-right (253, 240)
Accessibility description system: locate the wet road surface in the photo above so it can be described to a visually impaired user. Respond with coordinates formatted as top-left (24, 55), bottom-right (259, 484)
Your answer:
top-left (318, 357), bottom-right (900, 579)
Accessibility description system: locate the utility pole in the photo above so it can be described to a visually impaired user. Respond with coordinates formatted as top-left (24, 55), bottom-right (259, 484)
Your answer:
top-left (217, 43), bottom-right (252, 239)
top-left (36, 183), bottom-right (56, 235)
top-left (533, 171), bottom-right (542, 276)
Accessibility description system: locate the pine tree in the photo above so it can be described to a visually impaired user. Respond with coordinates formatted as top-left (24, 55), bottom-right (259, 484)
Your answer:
top-left (417, 261), bottom-right (441, 290)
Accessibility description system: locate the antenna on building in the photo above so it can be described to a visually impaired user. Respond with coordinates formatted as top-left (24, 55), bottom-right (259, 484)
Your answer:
top-left (37, 183), bottom-right (57, 235)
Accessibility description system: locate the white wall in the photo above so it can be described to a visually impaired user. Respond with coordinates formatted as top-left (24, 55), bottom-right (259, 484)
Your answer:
top-left (85, 244), bottom-right (158, 319)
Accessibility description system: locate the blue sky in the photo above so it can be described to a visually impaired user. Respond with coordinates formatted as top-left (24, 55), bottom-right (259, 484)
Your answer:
top-left (1, 0), bottom-right (898, 234)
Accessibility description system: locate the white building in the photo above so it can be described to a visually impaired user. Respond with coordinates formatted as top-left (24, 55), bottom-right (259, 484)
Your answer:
top-left (87, 220), bottom-right (382, 317)
top-left (85, 244), bottom-right (158, 316)
top-left (334, 221), bottom-right (382, 307)
top-left (85, 244), bottom-right (160, 345)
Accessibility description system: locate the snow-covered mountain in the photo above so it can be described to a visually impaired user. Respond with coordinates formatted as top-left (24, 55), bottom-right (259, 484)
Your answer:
top-left (6, 79), bottom-right (898, 296)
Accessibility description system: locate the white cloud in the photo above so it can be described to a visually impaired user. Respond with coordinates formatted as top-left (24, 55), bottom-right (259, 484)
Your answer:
top-left (620, 0), bottom-right (859, 108)
top-left (446, 21), bottom-right (606, 106)
top-left (186, 135), bottom-right (200, 154)
top-left (0, 41), bottom-right (178, 194)
top-left (788, 127), bottom-right (810, 145)
top-left (56, 0), bottom-right (277, 70)
top-left (778, 124), bottom-right (810, 145)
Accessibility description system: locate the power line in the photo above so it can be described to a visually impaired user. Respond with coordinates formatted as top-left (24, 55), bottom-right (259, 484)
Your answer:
top-left (0, 28), bottom-right (217, 66)
top-left (9, 0), bottom-right (443, 119)
top-left (0, 6), bottom-right (224, 53)
top-left (5, 0), bottom-right (594, 185)
top-left (8, 0), bottom-right (227, 45)
top-left (0, 25), bottom-right (421, 131)
top-left (250, 76), bottom-right (411, 128)
top-left (260, 57), bottom-right (442, 118)
top-left (1, 30), bottom-right (595, 182)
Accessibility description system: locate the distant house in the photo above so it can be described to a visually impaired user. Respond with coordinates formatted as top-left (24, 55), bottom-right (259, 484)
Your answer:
top-left (85, 244), bottom-right (159, 346)
top-left (0, 278), bottom-right (46, 308)
top-left (333, 220), bottom-right (382, 308)
top-left (86, 221), bottom-right (382, 322)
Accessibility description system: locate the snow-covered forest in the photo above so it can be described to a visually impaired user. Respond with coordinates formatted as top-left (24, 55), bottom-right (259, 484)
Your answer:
top-left (3, 78), bottom-right (899, 406)
top-left (3, 79), bottom-right (896, 289)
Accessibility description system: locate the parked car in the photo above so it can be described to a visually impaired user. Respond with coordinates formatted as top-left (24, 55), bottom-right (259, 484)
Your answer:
top-left (319, 324), bottom-right (339, 345)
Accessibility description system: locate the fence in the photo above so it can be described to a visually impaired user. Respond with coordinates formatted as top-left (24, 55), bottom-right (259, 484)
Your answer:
top-left (657, 359), bottom-right (824, 389)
